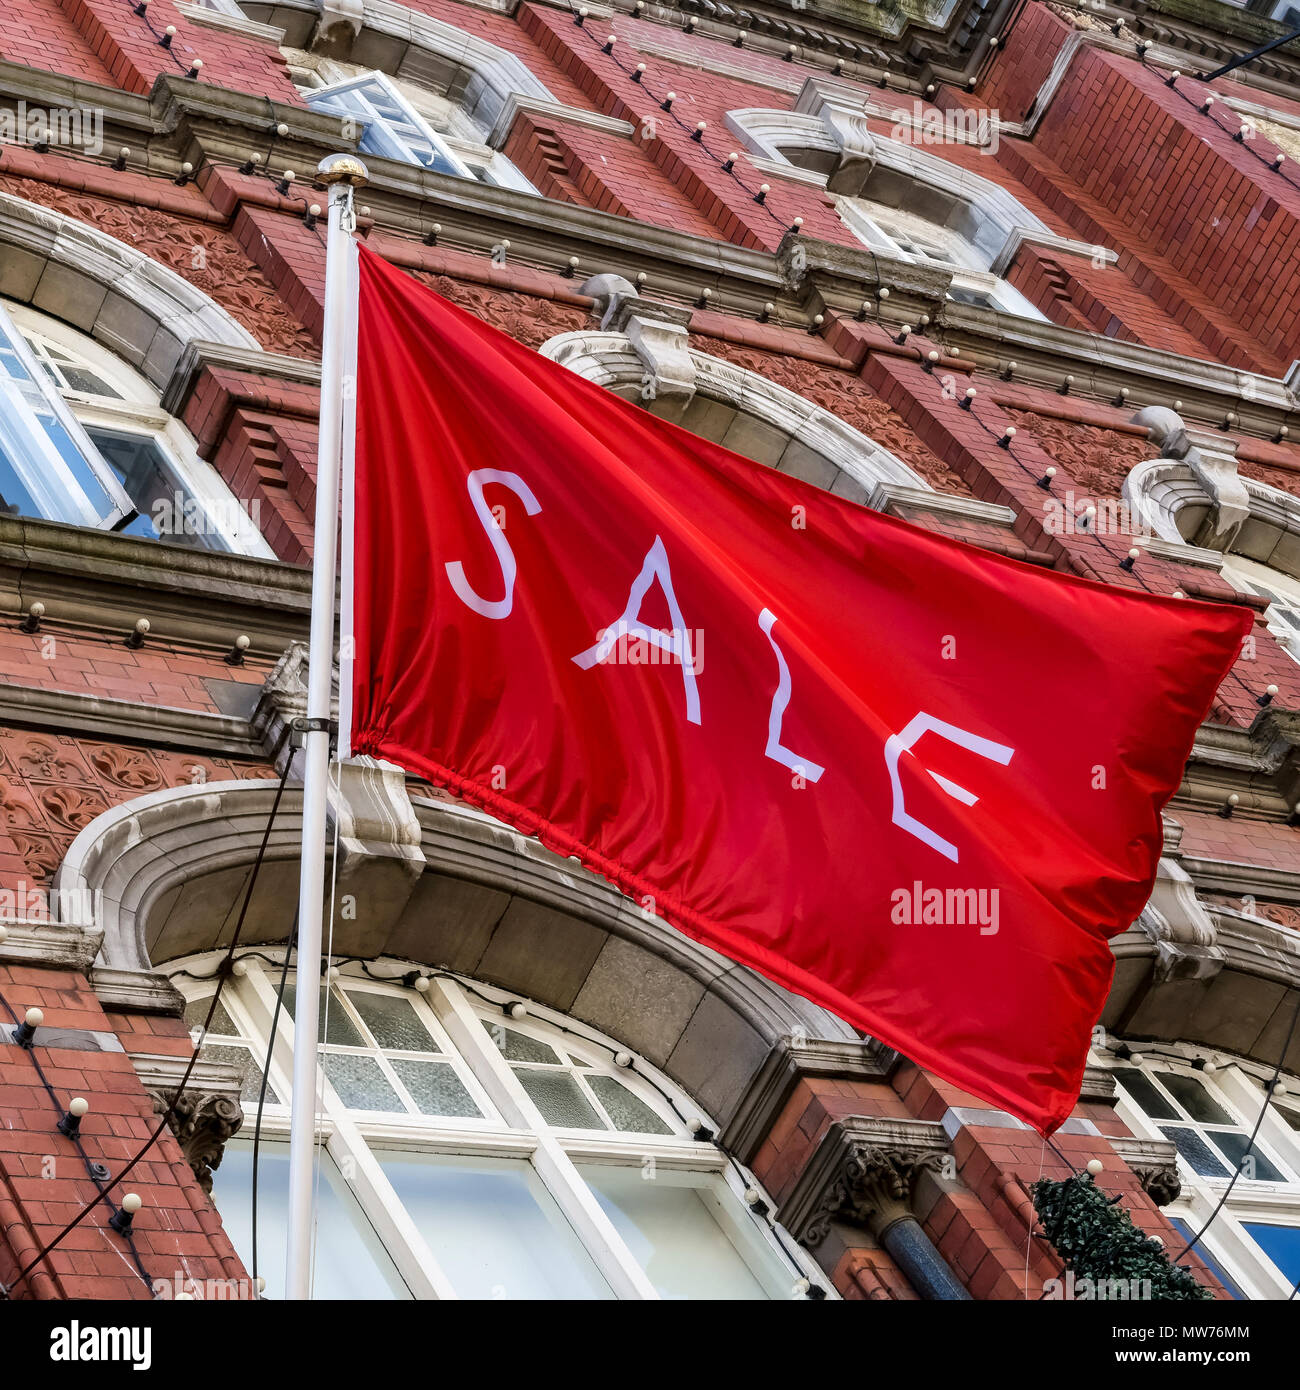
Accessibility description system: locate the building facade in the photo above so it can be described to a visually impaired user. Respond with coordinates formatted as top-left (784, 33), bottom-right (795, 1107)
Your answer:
top-left (0, 0), bottom-right (1298, 1302)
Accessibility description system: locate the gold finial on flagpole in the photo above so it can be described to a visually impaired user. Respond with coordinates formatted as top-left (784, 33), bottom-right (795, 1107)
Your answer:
top-left (316, 153), bottom-right (369, 187)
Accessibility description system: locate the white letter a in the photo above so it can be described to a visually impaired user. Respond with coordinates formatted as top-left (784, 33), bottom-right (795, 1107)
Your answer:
top-left (572, 536), bottom-right (701, 724)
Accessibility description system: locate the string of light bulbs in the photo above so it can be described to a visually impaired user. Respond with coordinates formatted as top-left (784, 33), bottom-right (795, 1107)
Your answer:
top-left (120, 0), bottom-right (206, 82)
top-left (0, 982), bottom-right (158, 1297)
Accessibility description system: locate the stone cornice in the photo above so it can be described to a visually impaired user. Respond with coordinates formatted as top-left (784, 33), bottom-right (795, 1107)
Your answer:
top-left (91, 966), bottom-right (188, 1017)
top-left (0, 512), bottom-right (310, 651)
top-left (0, 918), bottom-right (102, 970)
top-left (175, 1), bottom-right (287, 44)
top-left (161, 339), bottom-right (323, 418)
top-left (0, 71), bottom-right (1297, 436)
top-left (0, 686), bottom-right (266, 759)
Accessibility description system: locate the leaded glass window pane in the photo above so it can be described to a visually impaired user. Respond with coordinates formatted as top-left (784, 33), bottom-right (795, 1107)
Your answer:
top-left (516, 1070), bottom-right (605, 1128)
top-left (348, 991), bottom-right (439, 1052)
top-left (587, 1074), bottom-right (673, 1135)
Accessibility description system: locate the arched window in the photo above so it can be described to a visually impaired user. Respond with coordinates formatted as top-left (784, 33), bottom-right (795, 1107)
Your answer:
top-left (292, 56), bottom-right (536, 193)
top-left (834, 197), bottom-right (1046, 319)
top-left (0, 300), bottom-right (271, 555)
top-left (723, 106), bottom-right (1047, 320)
top-left (176, 953), bottom-right (826, 1300)
top-left (1098, 1040), bottom-right (1300, 1298)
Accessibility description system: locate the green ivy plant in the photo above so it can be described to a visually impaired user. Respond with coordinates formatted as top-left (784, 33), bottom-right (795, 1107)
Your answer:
top-left (1032, 1173), bottom-right (1213, 1301)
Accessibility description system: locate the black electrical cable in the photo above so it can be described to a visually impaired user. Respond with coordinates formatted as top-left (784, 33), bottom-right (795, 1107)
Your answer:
top-left (0, 986), bottom-right (156, 1295)
top-left (2, 759), bottom-right (293, 1297)
top-left (116, 0), bottom-right (199, 77)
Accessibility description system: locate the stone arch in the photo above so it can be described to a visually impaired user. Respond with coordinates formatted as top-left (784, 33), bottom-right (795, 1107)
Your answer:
top-left (542, 326), bottom-right (929, 505)
top-left (1123, 406), bottom-right (1300, 569)
top-left (724, 104), bottom-right (1054, 271)
top-left (0, 190), bottom-right (260, 388)
top-left (55, 778), bottom-right (857, 1123)
top-left (313, 0), bottom-right (554, 136)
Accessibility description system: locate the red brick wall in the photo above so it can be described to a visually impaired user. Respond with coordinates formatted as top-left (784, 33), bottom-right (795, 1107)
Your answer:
top-left (0, 965), bottom-right (250, 1299)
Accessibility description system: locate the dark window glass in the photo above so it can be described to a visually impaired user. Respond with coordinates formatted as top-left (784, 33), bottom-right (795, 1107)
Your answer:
top-left (1159, 1125), bottom-right (1231, 1178)
top-left (1156, 1072), bottom-right (1237, 1126)
top-left (1113, 1067), bottom-right (1179, 1120)
top-left (86, 427), bottom-right (230, 551)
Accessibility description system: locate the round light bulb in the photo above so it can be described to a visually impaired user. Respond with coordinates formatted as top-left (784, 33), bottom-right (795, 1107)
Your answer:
top-left (1086, 1158), bottom-right (1104, 1176)
top-left (69, 1097), bottom-right (89, 1117)
top-left (121, 1193), bottom-right (142, 1214)
top-left (25, 1008), bottom-right (43, 1028)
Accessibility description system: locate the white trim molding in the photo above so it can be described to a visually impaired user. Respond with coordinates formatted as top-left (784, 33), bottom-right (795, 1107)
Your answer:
top-left (542, 323), bottom-right (930, 499)
top-left (0, 190), bottom-right (260, 386)
top-left (361, 0), bottom-right (554, 132)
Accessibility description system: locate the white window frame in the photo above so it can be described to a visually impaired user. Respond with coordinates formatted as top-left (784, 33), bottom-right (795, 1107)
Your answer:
top-left (1221, 553), bottom-right (1300, 664)
top-left (1098, 1041), bottom-right (1300, 1298)
top-left (0, 302), bottom-right (134, 529)
top-left (307, 72), bottom-right (477, 180)
top-left (835, 196), bottom-right (1047, 322)
top-left (177, 953), bottom-right (830, 1301)
top-left (192, 0), bottom-right (247, 15)
top-left (300, 66), bottom-right (535, 194)
top-left (2, 302), bottom-right (273, 558)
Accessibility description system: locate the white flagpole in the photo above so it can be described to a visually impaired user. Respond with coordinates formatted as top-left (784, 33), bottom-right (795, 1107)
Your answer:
top-left (285, 152), bottom-right (368, 1301)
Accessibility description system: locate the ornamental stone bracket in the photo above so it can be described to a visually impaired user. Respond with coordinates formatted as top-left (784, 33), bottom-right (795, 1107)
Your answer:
top-left (1110, 1136), bottom-right (1182, 1207)
top-left (808, 99), bottom-right (878, 196)
top-left (781, 1115), bottom-right (971, 1299)
top-left (775, 232), bottom-right (952, 325)
top-left (1128, 406), bottom-right (1251, 552)
top-left (133, 1053), bottom-right (246, 1195)
top-left (780, 1115), bottom-right (952, 1248)
top-left (578, 275), bottom-right (698, 421)
top-left (1134, 856), bottom-right (1225, 984)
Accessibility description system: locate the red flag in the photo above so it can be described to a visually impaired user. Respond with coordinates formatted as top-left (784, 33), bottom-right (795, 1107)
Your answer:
top-left (347, 244), bottom-right (1250, 1134)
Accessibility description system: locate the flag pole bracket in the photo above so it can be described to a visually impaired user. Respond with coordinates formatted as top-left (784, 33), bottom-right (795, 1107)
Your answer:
top-left (290, 715), bottom-right (338, 749)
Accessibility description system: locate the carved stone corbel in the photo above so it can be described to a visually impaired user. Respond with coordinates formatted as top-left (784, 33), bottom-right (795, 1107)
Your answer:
top-left (1138, 856), bottom-right (1224, 982)
top-left (819, 107), bottom-right (878, 195)
top-left (253, 644), bottom-right (427, 945)
top-left (601, 294), bottom-right (696, 421)
top-left (1128, 407), bottom-right (1250, 551)
top-left (813, 1141), bottom-right (950, 1243)
top-left (135, 1054), bottom-right (246, 1195)
top-left (1111, 1137), bottom-right (1182, 1206)
top-left (782, 1117), bottom-right (969, 1299)
top-left (313, 0), bottom-right (364, 57)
